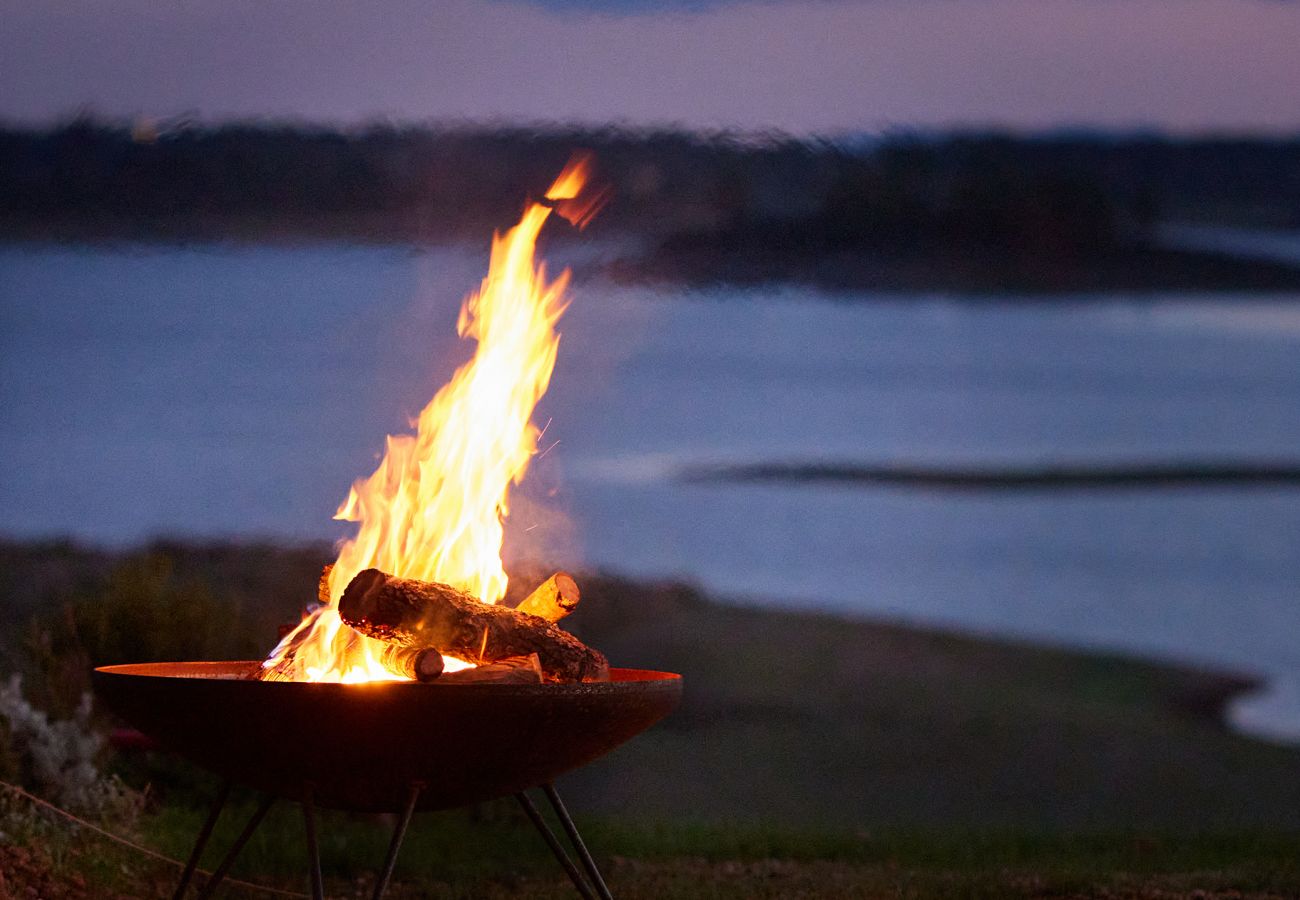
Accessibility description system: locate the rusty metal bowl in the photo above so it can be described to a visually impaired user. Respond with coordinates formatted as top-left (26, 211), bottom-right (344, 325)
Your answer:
top-left (93, 662), bottom-right (681, 813)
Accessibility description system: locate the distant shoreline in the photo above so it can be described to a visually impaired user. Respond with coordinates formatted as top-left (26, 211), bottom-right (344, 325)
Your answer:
top-left (5, 122), bottom-right (1300, 295)
top-left (5, 225), bottom-right (1300, 296)
top-left (680, 459), bottom-right (1300, 489)
top-left (0, 535), bottom-right (1272, 735)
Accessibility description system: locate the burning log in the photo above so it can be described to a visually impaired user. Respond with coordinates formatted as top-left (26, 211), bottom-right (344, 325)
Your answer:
top-left (437, 654), bottom-right (543, 685)
top-left (339, 569), bottom-right (609, 683)
top-left (341, 564), bottom-right (450, 683)
top-left (380, 645), bottom-right (445, 682)
top-left (514, 572), bottom-right (580, 623)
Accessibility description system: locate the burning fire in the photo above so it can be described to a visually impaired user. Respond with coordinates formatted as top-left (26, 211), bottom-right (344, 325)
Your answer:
top-left (263, 157), bottom-right (601, 683)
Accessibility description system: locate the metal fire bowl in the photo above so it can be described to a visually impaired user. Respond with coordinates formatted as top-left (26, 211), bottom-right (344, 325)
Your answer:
top-left (93, 662), bottom-right (682, 813)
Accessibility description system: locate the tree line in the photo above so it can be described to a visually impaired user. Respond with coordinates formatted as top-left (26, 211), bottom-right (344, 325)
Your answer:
top-left (1, 119), bottom-right (1297, 253)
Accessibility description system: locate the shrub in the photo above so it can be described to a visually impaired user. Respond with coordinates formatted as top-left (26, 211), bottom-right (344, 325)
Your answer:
top-left (0, 674), bottom-right (145, 832)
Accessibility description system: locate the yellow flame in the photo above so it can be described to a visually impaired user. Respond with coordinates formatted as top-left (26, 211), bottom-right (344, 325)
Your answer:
top-left (262, 157), bottom-right (592, 683)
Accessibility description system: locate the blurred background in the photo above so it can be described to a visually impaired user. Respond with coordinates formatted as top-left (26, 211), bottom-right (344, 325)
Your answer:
top-left (2, 0), bottom-right (1299, 896)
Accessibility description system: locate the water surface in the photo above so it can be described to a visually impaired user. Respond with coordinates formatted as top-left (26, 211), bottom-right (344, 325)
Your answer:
top-left (2, 242), bottom-right (1298, 739)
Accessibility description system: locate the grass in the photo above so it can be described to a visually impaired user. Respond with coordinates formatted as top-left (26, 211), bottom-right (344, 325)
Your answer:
top-left (556, 579), bottom-right (1300, 831)
top-left (4, 541), bottom-right (1300, 896)
top-left (11, 795), bottom-right (1300, 897)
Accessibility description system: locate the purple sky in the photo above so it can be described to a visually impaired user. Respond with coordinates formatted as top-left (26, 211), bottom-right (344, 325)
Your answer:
top-left (2, 0), bottom-right (1297, 133)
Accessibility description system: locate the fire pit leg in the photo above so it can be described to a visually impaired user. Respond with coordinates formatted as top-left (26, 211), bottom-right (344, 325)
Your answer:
top-left (515, 790), bottom-right (598, 900)
top-left (543, 783), bottom-right (614, 900)
top-left (194, 793), bottom-right (275, 900)
top-left (371, 783), bottom-right (422, 900)
top-left (302, 786), bottom-right (325, 900)
top-left (172, 780), bottom-right (230, 900)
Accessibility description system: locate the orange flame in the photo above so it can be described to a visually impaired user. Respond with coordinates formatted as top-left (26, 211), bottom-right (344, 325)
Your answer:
top-left (262, 156), bottom-right (598, 683)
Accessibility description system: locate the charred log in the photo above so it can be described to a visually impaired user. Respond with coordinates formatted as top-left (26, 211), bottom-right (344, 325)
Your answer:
top-left (338, 569), bottom-right (608, 683)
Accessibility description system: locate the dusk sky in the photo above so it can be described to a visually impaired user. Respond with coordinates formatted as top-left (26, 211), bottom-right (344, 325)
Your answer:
top-left (2, 0), bottom-right (1298, 134)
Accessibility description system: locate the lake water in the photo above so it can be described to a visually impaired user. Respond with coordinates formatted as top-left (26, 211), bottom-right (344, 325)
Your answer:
top-left (2, 242), bottom-right (1299, 740)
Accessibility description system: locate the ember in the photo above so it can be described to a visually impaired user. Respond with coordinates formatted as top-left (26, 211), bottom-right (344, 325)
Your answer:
top-left (262, 156), bottom-right (605, 684)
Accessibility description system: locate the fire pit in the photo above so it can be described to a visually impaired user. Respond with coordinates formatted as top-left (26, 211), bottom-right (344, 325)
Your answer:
top-left (91, 159), bottom-right (680, 899)
top-left (95, 662), bottom-right (680, 899)
top-left (94, 663), bottom-right (679, 812)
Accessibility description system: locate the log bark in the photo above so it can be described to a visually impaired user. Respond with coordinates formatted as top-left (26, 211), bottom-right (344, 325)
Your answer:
top-left (437, 654), bottom-right (543, 685)
top-left (338, 568), bottom-right (609, 683)
top-left (380, 644), bottom-right (445, 682)
top-left (513, 572), bottom-right (580, 623)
